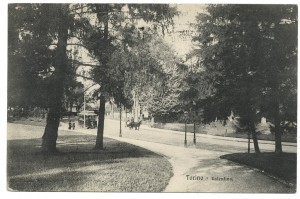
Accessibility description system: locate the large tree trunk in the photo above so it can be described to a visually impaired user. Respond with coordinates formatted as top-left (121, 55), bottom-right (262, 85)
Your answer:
top-left (42, 5), bottom-right (68, 153)
top-left (95, 95), bottom-right (106, 150)
top-left (42, 108), bottom-right (61, 152)
top-left (250, 121), bottom-right (260, 154)
top-left (94, 5), bottom-right (109, 150)
top-left (274, 101), bottom-right (282, 154)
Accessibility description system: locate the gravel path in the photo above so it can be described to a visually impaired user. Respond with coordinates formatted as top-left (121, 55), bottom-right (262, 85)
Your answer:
top-left (102, 135), bottom-right (294, 193)
top-left (63, 120), bottom-right (295, 193)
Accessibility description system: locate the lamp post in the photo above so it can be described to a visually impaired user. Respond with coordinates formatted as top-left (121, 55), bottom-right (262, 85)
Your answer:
top-left (83, 95), bottom-right (86, 128)
top-left (119, 103), bottom-right (122, 137)
top-left (184, 111), bottom-right (188, 147)
top-left (192, 101), bottom-right (196, 145)
top-left (248, 131), bottom-right (250, 153)
top-left (193, 123), bottom-right (196, 145)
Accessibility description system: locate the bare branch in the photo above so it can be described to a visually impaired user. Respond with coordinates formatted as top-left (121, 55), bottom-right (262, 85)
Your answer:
top-left (67, 43), bottom-right (89, 49)
top-left (84, 82), bottom-right (99, 92)
top-left (76, 74), bottom-right (94, 81)
top-left (72, 60), bottom-right (100, 68)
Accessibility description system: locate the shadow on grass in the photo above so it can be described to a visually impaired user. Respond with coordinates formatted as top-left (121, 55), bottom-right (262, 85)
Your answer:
top-left (7, 134), bottom-right (173, 192)
top-left (220, 152), bottom-right (297, 186)
top-left (193, 141), bottom-right (254, 153)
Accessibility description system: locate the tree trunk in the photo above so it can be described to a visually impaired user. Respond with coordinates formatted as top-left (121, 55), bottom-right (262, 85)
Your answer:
top-left (94, 5), bottom-right (109, 150)
top-left (95, 95), bottom-right (106, 150)
top-left (42, 5), bottom-right (68, 153)
top-left (42, 108), bottom-right (61, 152)
top-left (250, 121), bottom-right (260, 154)
top-left (69, 100), bottom-right (74, 112)
top-left (119, 103), bottom-right (122, 137)
top-left (111, 102), bottom-right (114, 119)
top-left (247, 131), bottom-right (250, 153)
top-left (274, 101), bottom-right (282, 154)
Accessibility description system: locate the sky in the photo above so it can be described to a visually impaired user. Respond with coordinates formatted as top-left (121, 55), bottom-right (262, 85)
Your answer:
top-left (164, 4), bottom-right (207, 58)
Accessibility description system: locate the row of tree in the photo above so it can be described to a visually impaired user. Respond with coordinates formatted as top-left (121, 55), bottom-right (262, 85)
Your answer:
top-left (8, 3), bottom-right (178, 152)
top-left (182, 4), bottom-right (297, 153)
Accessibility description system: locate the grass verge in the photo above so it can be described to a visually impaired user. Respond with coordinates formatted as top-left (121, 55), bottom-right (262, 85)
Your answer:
top-left (220, 153), bottom-right (296, 187)
top-left (151, 122), bottom-right (297, 143)
top-left (9, 118), bottom-right (47, 127)
top-left (7, 129), bottom-right (173, 192)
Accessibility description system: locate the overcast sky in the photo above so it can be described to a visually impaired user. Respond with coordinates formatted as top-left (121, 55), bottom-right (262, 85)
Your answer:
top-left (164, 4), bottom-right (207, 58)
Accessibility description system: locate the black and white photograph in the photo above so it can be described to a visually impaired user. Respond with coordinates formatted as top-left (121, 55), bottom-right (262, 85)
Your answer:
top-left (4, 0), bottom-right (298, 194)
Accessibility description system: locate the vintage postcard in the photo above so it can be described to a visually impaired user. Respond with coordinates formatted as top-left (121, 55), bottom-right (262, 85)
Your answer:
top-left (6, 1), bottom-right (297, 194)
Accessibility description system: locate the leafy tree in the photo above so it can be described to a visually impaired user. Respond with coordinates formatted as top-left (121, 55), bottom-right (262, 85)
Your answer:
top-left (192, 4), bottom-right (297, 153)
top-left (9, 3), bottom-right (177, 151)
top-left (193, 5), bottom-right (262, 152)
top-left (39, 4), bottom-right (71, 152)
top-left (8, 4), bottom-right (55, 112)
top-left (255, 5), bottom-right (297, 153)
top-left (63, 79), bottom-right (84, 112)
top-left (179, 67), bottom-right (214, 124)
top-left (79, 4), bottom-right (178, 149)
top-left (147, 63), bottom-right (185, 123)
top-left (8, 4), bottom-right (89, 152)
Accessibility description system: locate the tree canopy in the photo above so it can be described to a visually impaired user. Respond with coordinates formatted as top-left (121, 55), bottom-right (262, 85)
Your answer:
top-left (189, 4), bottom-right (297, 153)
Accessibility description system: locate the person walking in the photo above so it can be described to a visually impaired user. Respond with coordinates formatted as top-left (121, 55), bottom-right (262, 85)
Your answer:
top-left (72, 122), bottom-right (75, 130)
top-left (68, 120), bottom-right (72, 130)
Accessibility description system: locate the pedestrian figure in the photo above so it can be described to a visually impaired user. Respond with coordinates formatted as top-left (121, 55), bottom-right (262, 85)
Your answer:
top-left (87, 117), bottom-right (91, 129)
top-left (126, 118), bottom-right (130, 128)
top-left (72, 122), bottom-right (75, 130)
top-left (68, 120), bottom-right (72, 130)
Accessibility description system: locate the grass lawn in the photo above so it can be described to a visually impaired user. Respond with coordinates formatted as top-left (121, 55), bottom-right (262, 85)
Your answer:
top-left (9, 118), bottom-right (47, 127)
top-left (220, 153), bottom-right (297, 187)
top-left (7, 129), bottom-right (173, 192)
top-left (150, 122), bottom-right (297, 143)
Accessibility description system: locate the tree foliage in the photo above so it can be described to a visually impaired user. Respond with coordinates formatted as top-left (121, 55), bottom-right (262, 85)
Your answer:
top-left (191, 4), bottom-right (297, 153)
top-left (8, 4), bottom-right (93, 152)
top-left (8, 4), bottom-right (55, 109)
top-left (74, 4), bottom-right (178, 148)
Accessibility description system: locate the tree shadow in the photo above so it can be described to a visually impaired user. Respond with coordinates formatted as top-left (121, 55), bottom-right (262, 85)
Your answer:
top-left (187, 153), bottom-right (296, 193)
top-left (7, 134), bottom-right (163, 180)
top-left (220, 152), bottom-right (297, 186)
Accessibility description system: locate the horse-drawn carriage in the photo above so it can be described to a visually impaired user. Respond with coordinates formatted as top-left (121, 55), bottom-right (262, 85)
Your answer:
top-left (126, 120), bottom-right (142, 130)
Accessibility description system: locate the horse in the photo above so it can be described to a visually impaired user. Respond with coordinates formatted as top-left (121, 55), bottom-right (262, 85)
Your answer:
top-left (127, 120), bottom-right (142, 130)
top-left (125, 120), bottom-right (132, 128)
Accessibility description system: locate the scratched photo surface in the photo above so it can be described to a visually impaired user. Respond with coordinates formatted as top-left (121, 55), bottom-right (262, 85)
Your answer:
top-left (7, 3), bottom-right (297, 193)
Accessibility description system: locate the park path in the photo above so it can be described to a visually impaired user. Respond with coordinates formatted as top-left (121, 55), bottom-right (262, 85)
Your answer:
top-left (63, 120), bottom-right (295, 193)
top-left (103, 135), bottom-right (294, 193)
